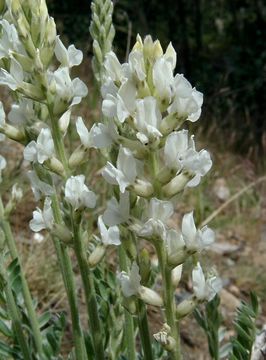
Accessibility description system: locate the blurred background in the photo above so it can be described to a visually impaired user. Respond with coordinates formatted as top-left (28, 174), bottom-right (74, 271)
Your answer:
top-left (47, 0), bottom-right (266, 158)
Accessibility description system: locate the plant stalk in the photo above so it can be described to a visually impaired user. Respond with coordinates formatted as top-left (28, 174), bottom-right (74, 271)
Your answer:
top-left (137, 299), bottom-right (154, 360)
top-left (50, 194), bottom-right (87, 360)
top-left (72, 216), bottom-right (105, 360)
top-left (156, 242), bottom-right (182, 360)
top-left (118, 246), bottom-right (136, 360)
top-left (0, 197), bottom-right (44, 356)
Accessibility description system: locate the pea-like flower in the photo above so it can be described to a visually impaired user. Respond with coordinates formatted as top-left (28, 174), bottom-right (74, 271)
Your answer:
top-left (55, 36), bottom-right (83, 68)
top-left (0, 20), bottom-right (22, 60)
top-left (24, 128), bottom-right (55, 164)
top-left (103, 191), bottom-right (130, 226)
top-left (30, 197), bottom-right (54, 232)
top-left (192, 262), bottom-right (222, 302)
top-left (76, 117), bottom-right (118, 149)
top-left (118, 261), bottom-right (163, 306)
top-left (102, 146), bottom-right (137, 193)
top-left (138, 198), bottom-right (174, 239)
top-left (65, 175), bottom-right (96, 210)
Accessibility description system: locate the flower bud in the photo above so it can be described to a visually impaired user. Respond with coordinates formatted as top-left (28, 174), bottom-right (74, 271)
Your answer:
top-left (59, 110), bottom-right (71, 134)
top-left (0, 228), bottom-right (5, 251)
top-left (45, 17), bottom-right (57, 45)
top-left (172, 265), bottom-right (183, 288)
top-left (2, 124), bottom-right (26, 142)
top-left (52, 224), bottom-right (73, 244)
top-left (160, 113), bottom-right (181, 135)
top-left (46, 157), bottom-right (65, 177)
top-left (122, 297), bottom-right (137, 315)
top-left (132, 179), bottom-right (154, 198)
top-left (162, 173), bottom-right (189, 198)
top-left (176, 298), bottom-right (196, 319)
top-left (11, 184), bottom-right (23, 203)
top-left (139, 286), bottom-right (163, 307)
top-left (69, 147), bottom-right (87, 169)
top-left (88, 245), bottom-right (106, 267)
top-left (139, 248), bottom-right (151, 285)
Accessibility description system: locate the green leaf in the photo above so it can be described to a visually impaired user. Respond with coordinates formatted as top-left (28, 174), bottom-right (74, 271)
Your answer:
top-left (38, 311), bottom-right (51, 329)
top-left (0, 319), bottom-right (12, 337)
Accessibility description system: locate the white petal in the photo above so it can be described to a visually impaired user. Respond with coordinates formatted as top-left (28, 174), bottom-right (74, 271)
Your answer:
top-left (182, 211), bottom-right (197, 248)
top-left (76, 117), bottom-right (91, 148)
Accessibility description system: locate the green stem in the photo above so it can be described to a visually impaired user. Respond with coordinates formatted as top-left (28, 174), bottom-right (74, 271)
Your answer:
top-left (118, 247), bottom-right (136, 360)
top-left (72, 216), bottom-right (105, 360)
top-left (156, 242), bottom-right (181, 360)
top-left (50, 194), bottom-right (87, 360)
top-left (0, 198), bottom-right (44, 356)
top-left (137, 300), bottom-right (153, 360)
top-left (46, 103), bottom-right (69, 176)
top-left (5, 282), bottom-right (32, 360)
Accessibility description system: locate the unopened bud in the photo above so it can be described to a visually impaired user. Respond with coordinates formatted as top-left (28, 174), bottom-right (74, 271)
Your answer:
top-left (59, 110), bottom-right (71, 134)
top-left (11, 52), bottom-right (33, 72)
top-left (168, 248), bottom-right (186, 268)
top-left (160, 113), bottom-right (181, 135)
top-left (52, 224), bottom-right (72, 244)
top-left (46, 157), bottom-right (65, 176)
top-left (172, 265), bottom-right (183, 288)
top-left (122, 297), bottom-right (137, 315)
top-left (157, 166), bottom-right (174, 184)
top-left (162, 173), bottom-right (189, 198)
top-left (45, 17), bottom-right (56, 45)
top-left (11, 184), bottom-right (23, 203)
top-left (132, 179), bottom-right (154, 198)
top-left (139, 248), bottom-right (151, 285)
top-left (88, 245), bottom-right (106, 267)
top-left (153, 40), bottom-right (163, 59)
top-left (176, 298), bottom-right (196, 319)
top-left (93, 40), bottom-right (103, 64)
top-left (69, 147), bottom-right (87, 169)
top-left (132, 34), bottom-right (143, 52)
top-left (3, 124), bottom-right (26, 142)
top-left (139, 286), bottom-right (163, 307)
top-left (0, 228), bottom-right (5, 250)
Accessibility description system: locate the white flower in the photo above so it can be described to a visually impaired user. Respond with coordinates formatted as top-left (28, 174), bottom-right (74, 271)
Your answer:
top-left (28, 171), bottom-right (54, 201)
top-left (128, 50), bottom-right (146, 81)
top-left (102, 146), bottom-right (137, 193)
top-left (49, 67), bottom-right (88, 111)
top-left (97, 215), bottom-right (120, 246)
top-left (192, 262), bottom-right (222, 301)
top-left (24, 128), bottom-right (54, 164)
top-left (55, 36), bottom-right (83, 68)
top-left (134, 96), bottom-right (162, 144)
top-left (103, 51), bottom-right (124, 83)
top-left (163, 42), bottom-right (177, 70)
top-left (165, 228), bottom-right (186, 265)
top-left (182, 211), bottom-right (215, 252)
top-left (102, 79), bottom-right (137, 123)
top-left (168, 75), bottom-right (203, 122)
top-left (76, 117), bottom-right (118, 148)
top-left (0, 57), bottom-right (24, 91)
top-left (0, 20), bottom-right (22, 59)
top-left (118, 261), bottom-right (141, 297)
top-left (103, 191), bottom-right (130, 226)
top-left (0, 155), bottom-right (6, 182)
top-left (138, 198), bottom-right (173, 238)
top-left (8, 99), bottom-right (35, 125)
top-left (29, 198), bottom-right (54, 232)
top-left (11, 184), bottom-right (23, 202)
top-left (65, 175), bottom-right (96, 210)
top-left (153, 57), bottom-right (173, 102)
top-left (164, 130), bottom-right (212, 187)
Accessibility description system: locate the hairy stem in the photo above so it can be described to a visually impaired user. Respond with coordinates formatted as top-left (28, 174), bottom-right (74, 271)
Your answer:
top-left (0, 197), bottom-right (44, 356)
top-left (156, 242), bottom-right (182, 360)
top-left (50, 194), bottom-right (87, 360)
top-left (137, 299), bottom-right (154, 360)
top-left (118, 246), bottom-right (136, 360)
top-left (72, 216), bottom-right (105, 360)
